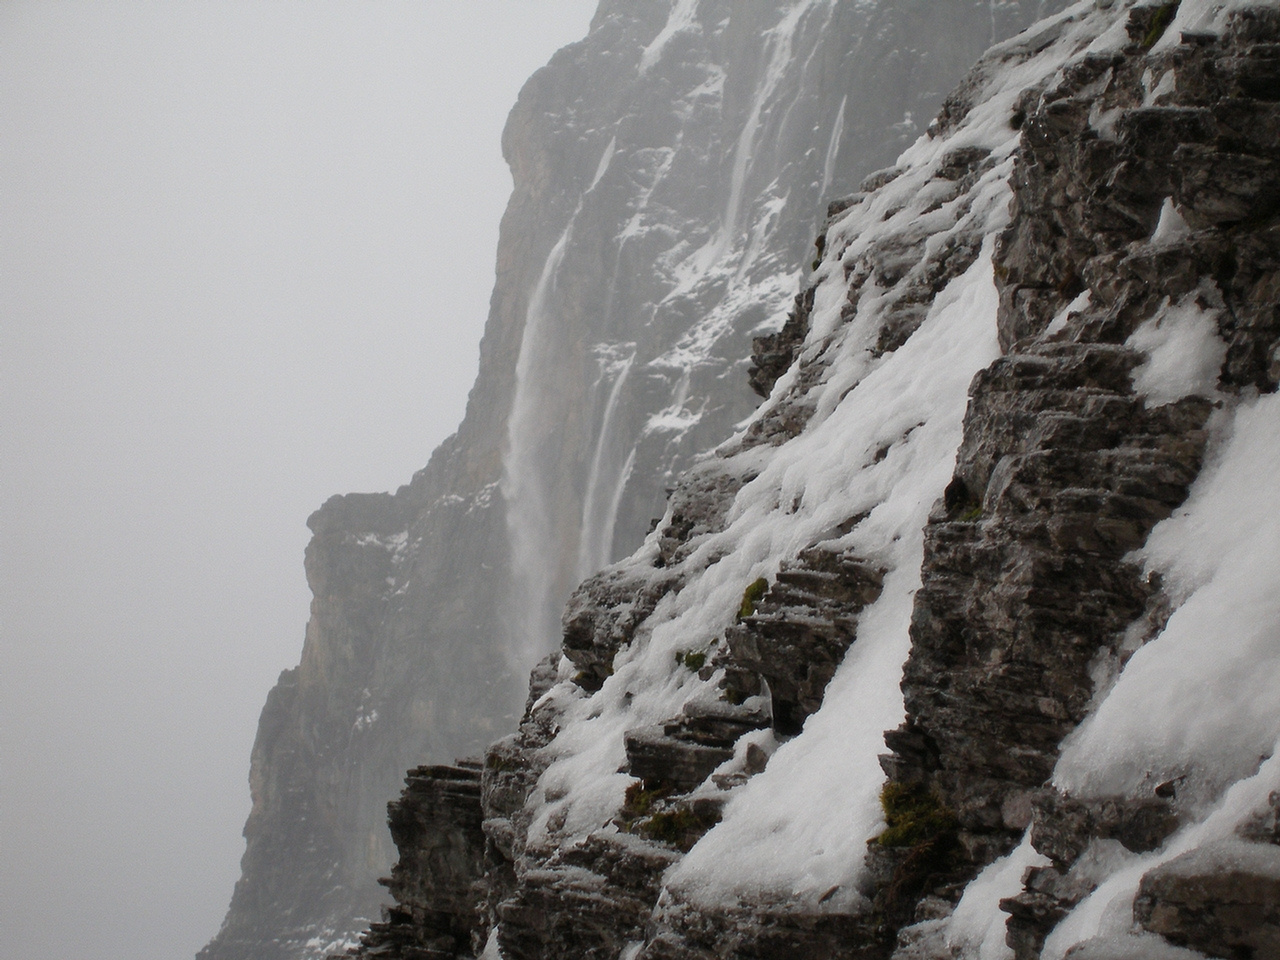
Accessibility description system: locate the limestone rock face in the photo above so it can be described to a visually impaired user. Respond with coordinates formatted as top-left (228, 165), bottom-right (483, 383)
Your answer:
top-left (203, 3), bottom-right (1072, 957)
top-left (336, 4), bottom-right (1280, 959)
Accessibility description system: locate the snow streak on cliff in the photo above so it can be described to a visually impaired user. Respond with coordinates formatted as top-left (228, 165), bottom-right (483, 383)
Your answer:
top-left (497, 0), bottom-right (1072, 668)
top-left (512, 1), bottom-right (1077, 913)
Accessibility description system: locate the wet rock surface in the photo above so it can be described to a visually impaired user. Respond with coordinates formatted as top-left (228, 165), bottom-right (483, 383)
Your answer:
top-left (724, 548), bottom-right (885, 736)
top-left (749, 286), bottom-right (814, 400)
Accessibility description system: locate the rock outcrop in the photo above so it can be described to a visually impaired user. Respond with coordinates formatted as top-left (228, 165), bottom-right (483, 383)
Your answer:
top-left (354, 763), bottom-right (488, 960)
top-left (1134, 838), bottom-right (1280, 958)
top-left (338, 2), bottom-right (1280, 958)
top-left (203, 3), bottom-right (1072, 956)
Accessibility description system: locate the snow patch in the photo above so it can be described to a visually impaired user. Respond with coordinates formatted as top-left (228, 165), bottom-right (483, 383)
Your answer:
top-left (639, 0), bottom-right (702, 76)
top-left (948, 834), bottom-right (1050, 960)
top-left (664, 241), bottom-right (1002, 906)
top-left (1045, 289), bottom-right (1092, 337)
top-left (1127, 293), bottom-right (1225, 406)
top-left (1056, 390), bottom-right (1280, 805)
top-left (1045, 749), bottom-right (1280, 956)
top-left (1150, 197), bottom-right (1191, 246)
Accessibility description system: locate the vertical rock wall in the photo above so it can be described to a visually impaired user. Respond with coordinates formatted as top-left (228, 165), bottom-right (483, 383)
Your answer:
top-left (202, 2), bottom-right (1074, 957)
top-left (335, 3), bottom-right (1280, 959)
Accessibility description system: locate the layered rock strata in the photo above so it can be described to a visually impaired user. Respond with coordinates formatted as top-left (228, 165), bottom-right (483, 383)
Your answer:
top-left (882, 5), bottom-right (1280, 953)
top-left (204, 3), bottom-right (1072, 956)
top-left (352, 763), bottom-right (487, 960)
top-left (341, 3), bottom-right (1280, 958)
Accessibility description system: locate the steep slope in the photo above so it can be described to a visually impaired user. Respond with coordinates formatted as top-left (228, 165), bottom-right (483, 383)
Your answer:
top-left (343, 1), bottom-right (1280, 958)
top-left (201, 2), bottom-right (1069, 958)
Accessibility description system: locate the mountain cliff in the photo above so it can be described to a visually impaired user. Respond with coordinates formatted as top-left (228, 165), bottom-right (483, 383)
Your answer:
top-left (337, 1), bottom-right (1280, 958)
top-left (200, 2), bottom-right (1071, 957)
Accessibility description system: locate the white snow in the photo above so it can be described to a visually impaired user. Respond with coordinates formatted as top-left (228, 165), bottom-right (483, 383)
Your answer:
top-left (1045, 391), bottom-right (1280, 952)
top-left (589, 135), bottom-right (618, 192)
top-left (1149, 197), bottom-right (1192, 246)
top-left (1059, 932), bottom-right (1208, 960)
top-left (520, 0), bottom-right (1130, 912)
top-left (1127, 292), bottom-right (1226, 406)
top-left (506, 4), bottom-right (1280, 951)
top-left (680, 0), bottom-right (822, 280)
top-left (1149, 0), bottom-right (1265, 55)
top-left (1056, 392), bottom-right (1280, 805)
top-left (638, 0), bottom-right (702, 76)
top-left (1045, 289), bottom-right (1092, 337)
top-left (532, 236), bottom-right (1004, 901)
top-left (1045, 748), bottom-right (1280, 956)
top-left (481, 927), bottom-right (505, 960)
top-left (948, 834), bottom-right (1050, 960)
top-left (1142, 67), bottom-right (1177, 106)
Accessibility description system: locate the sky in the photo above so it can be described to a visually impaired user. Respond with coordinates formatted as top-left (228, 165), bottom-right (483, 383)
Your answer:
top-left (0, 2), bottom-right (599, 957)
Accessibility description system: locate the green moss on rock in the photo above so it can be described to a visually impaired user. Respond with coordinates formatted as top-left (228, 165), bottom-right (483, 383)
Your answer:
top-left (873, 782), bottom-right (957, 849)
top-left (738, 577), bottom-right (769, 619)
top-left (1143, 2), bottom-right (1178, 49)
top-left (675, 649), bottom-right (707, 671)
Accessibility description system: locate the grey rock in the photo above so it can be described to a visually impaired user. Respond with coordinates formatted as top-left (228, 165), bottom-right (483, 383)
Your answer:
top-left (1135, 840), bottom-right (1280, 958)
top-left (624, 723), bottom-right (736, 793)
top-left (725, 547), bottom-right (885, 736)
top-left (280, 6), bottom-right (1280, 960)
top-left (882, 2), bottom-right (1280, 940)
top-left (334, 763), bottom-right (486, 960)
top-left (1063, 933), bottom-right (1208, 959)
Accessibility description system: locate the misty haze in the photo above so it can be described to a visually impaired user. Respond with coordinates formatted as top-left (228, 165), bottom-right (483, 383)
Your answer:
top-left (7, 2), bottom-right (1280, 959)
